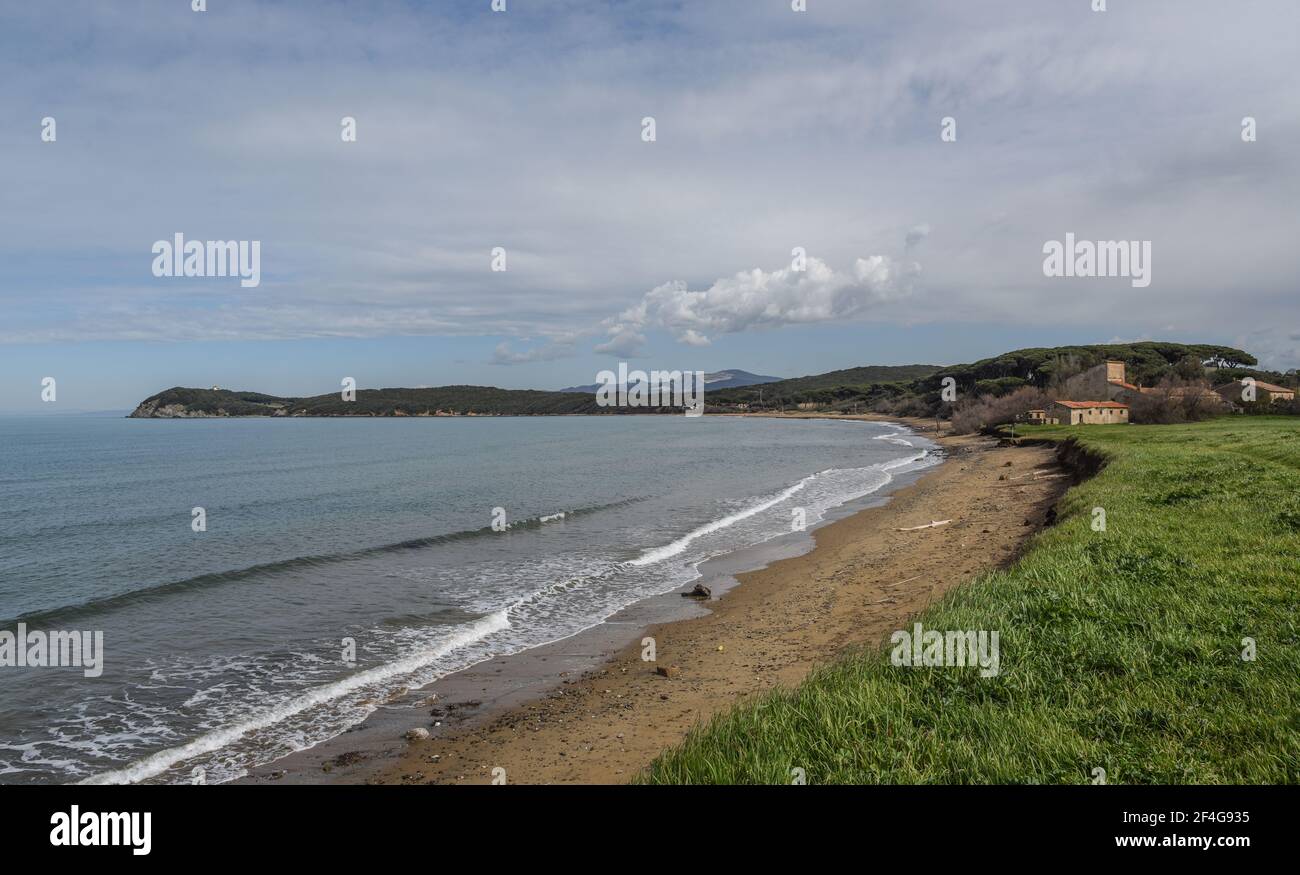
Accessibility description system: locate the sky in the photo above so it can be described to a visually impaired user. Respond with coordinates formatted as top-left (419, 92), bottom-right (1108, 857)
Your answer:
top-left (2, 0), bottom-right (1297, 411)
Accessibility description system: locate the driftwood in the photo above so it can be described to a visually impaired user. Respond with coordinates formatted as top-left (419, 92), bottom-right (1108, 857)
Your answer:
top-left (886, 574), bottom-right (923, 588)
top-left (993, 470), bottom-right (1066, 483)
top-left (896, 519), bottom-right (952, 531)
top-left (1006, 469), bottom-right (1066, 481)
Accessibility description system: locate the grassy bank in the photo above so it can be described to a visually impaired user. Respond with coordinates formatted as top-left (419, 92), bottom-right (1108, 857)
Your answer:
top-left (640, 418), bottom-right (1300, 784)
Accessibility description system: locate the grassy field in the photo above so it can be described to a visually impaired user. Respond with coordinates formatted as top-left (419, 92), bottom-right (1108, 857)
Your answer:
top-left (640, 417), bottom-right (1300, 784)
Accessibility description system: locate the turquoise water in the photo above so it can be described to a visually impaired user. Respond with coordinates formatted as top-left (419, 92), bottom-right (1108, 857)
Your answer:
top-left (0, 414), bottom-right (935, 784)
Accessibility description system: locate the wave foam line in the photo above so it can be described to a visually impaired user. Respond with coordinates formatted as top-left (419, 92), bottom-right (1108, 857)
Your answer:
top-left (79, 609), bottom-right (510, 786)
top-left (872, 422), bottom-right (919, 447)
top-left (9, 497), bottom-right (643, 629)
top-left (626, 474), bottom-right (815, 567)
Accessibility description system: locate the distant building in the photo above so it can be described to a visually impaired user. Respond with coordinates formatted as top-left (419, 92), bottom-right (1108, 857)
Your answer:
top-left (211, 385), bottom-right (221, 391)
top-left (1256, 381), bottom-right (1296, 401)
top-left (1141, 385), bottom-right (1232, 411)
top-left (1062, 360), bottom-right (1138, 401)
top-left (1251, 381), bottom-right (1295, 402)
top-left (1053, 400), bottom-right (1129, 425)
top-left (1025, 408), bottom-right (1048, 423)
top-left (1213, 380), bottom-right (1295, 404)
top-left (1065, 359), bottom-right (1230, 413)
top-left (1103, 360), bottom-right (1142, 393)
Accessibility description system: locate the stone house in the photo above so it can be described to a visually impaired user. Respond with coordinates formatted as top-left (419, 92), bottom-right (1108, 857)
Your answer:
top-left (1053, 400), bottom-right (1129, 425)
top-left (1213, 380), bottom-right (1295, 405)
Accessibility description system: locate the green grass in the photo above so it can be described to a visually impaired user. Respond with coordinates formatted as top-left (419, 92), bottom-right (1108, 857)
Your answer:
top-left (639, 417), bottom-right (1300, 784)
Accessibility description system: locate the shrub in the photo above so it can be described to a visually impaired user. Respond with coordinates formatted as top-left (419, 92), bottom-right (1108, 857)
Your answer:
top-left (1126, 377), bottom-right (1222, 424)
top-left (950, 386), bottom-right (1054, 434)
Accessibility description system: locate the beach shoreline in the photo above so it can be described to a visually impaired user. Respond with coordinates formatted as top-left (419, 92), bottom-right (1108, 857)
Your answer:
top-left (241, 418), bottom-right (1067, 785)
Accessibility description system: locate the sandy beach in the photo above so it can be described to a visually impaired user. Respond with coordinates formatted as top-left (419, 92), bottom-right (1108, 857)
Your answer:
top-left (295, 421), bottom-right (1067, 786)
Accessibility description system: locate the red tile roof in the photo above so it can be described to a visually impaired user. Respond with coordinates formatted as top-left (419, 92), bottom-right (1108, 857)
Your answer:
top-left (1054, 400), bottom-right (1129, 409)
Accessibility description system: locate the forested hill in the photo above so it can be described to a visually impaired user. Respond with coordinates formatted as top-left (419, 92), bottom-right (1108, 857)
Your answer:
top-left (923, 342), bottom-right (1256, 394)
top-left (129, 386), bottom-right (604, 417)
top-left (129, 343), bottom-right (1269, 418)
top-left (707, 342), bottom-right (1260, 413)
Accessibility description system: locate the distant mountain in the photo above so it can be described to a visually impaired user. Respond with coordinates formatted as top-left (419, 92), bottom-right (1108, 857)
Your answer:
top-left (704, 369), bottom-right (784, 390)
top-left (560, 369), bottom-right (782, 394)
top-left (730, 364), bottom-right (944, 395)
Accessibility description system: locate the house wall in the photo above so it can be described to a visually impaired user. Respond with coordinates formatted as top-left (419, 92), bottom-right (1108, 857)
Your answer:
top-left (1054, 404), bottom-right (1082, 424)
top-left (1054, 404), bottom-right (1128, 424)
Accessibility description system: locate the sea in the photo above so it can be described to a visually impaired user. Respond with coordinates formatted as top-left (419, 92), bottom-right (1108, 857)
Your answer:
top-left (0, 414), bottom-right (936, 784)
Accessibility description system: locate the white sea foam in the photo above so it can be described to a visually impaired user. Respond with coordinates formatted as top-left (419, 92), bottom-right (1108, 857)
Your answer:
top-left (627, 475), bottom-right (814, 567)
top-left (79, 609), bottom-right (509, 785)
top-left (872, 422), bottom-right (920, 447)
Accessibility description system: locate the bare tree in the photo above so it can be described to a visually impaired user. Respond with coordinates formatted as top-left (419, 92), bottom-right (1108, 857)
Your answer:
top-left (1127, 375), bottom-right (1221, 424)
top-left (950, 386), bottom-right (1054, 434)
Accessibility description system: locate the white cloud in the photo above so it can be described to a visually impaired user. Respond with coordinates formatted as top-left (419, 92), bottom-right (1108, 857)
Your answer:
top-left (594, 327), bottom-right (648, 358)
top-left (598, 255), bottom-right (919, 355)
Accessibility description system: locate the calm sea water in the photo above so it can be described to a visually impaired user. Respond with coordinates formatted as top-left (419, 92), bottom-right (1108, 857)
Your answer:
top-left (0, 414), bottom-right (935, 784)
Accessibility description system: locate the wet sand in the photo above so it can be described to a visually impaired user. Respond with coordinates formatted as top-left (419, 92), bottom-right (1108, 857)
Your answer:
top-left (244, 420), bottom-right (1068, 785)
